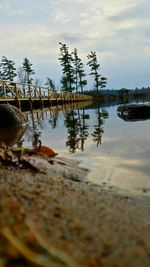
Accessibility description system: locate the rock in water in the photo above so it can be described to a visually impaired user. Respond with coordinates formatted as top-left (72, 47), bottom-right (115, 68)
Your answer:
top-left (117, 103), bottom-right (150, 115)
top-left (117, 103), bottom-right (150, 121)
top-left (0, 104), bottom-right (26, 127)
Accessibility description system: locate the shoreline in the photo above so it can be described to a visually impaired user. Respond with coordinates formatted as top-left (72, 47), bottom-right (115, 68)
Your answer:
top-left (0, 166), bottom-right (150, 267)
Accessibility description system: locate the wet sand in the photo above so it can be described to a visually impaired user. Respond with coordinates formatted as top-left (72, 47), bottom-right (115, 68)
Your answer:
top-left (0, 166), bottom-right (150, 267)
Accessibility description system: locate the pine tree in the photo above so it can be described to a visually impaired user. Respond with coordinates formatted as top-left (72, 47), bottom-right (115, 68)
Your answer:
top-left (0, 56), bottom-right (17, 81)
top-left (58, 43), bottom-right (75, 92)
top-left (45, 77), bottom-right (56, 91)
top-left (22, 58), bottom-right (35, 88)
top-left (72, 48), bottom-right (87, 93)
top-left (72, 48), bottom-right (78, 93)
top-left (87, 51), bottom-right (107, 94)
top-left (99, 76), bottom-right (107, 90)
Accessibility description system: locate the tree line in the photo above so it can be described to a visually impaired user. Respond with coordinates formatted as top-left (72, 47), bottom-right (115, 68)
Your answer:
top-left (0, 43), bottom-right (107, 94)
top-left (0, 56), bottom-right (56, 92)
top-left (59, 43), bottom-right (107, 94)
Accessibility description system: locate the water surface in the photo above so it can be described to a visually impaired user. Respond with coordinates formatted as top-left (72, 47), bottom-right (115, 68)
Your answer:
top-left (7, 100), bottom-right (150, 197)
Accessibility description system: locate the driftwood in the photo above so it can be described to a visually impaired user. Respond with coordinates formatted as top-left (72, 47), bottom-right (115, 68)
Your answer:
top-left (117, 103), bottom-right (150, 121)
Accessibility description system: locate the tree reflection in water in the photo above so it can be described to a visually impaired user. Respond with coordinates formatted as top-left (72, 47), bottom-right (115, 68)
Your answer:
top-left (49, 108), bottom-right (59, 129)
top-left (23, 109), bottom-right (42, 148)
top-left (64, 108), bottom-right (90, 153)
top-left (23, 102), bottom-right (109, 153)
top-left (78, 109), bottom-right (89, 151)
top-left (91, 104), bottom-right (109, 147)
top-left (65, 110), bottom-right (80, 153)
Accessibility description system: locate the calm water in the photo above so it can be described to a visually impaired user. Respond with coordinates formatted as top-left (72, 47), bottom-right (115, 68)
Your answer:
top-left (4, 99), bottom-right (150, 197)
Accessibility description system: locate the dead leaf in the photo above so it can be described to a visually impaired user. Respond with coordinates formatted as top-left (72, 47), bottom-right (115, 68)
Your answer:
top-left (36, 146), bottom-right (58, 157)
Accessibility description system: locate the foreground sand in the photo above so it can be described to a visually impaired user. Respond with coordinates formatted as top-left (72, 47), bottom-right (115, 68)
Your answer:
top-left (0, 165), bottom-right (150, 267)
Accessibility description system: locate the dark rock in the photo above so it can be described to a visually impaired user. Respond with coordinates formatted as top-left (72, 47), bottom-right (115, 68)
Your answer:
top-left (117, 104), bottom-right (150, 122)
top-left (0, 103), bottom-right (27, 127)
top-left (0, 126), bottom-right (27, 146)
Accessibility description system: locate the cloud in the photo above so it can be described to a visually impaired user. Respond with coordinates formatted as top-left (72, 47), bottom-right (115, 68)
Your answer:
top-left (0, 0), bottom-right (150, 88)
top-left (0, 1), bottom-right (10, 12)
top-left (108, 0), bottom-right (150, 21)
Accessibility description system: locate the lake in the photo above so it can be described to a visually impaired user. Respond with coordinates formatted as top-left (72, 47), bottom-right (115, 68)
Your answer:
top-left (6, 98), bottom-right (150, 197)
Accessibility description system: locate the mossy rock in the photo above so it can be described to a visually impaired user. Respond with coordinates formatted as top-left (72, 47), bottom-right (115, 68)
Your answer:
top-left (0, 104), bottom-right (27, 127)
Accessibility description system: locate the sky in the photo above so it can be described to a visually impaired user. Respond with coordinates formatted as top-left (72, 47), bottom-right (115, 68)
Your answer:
top-left (0, 0), bottom-right (150, 89)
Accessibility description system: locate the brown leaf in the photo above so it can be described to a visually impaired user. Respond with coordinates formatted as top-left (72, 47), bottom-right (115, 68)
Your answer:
top-left (36, 146), bottom-right (58, 157)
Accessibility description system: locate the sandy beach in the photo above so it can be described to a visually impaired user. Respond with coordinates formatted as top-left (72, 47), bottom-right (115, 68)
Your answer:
top-left (0, 165), bottom-right (150, 267)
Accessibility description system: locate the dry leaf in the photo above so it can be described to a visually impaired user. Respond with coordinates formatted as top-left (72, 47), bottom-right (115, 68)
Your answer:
top-left (0, 142), bottom-right (89, 182)
top-left (36, 146), bottom-right (58, 157)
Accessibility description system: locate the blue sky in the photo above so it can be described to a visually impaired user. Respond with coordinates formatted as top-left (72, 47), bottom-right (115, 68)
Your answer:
top-left (0, 0), bottom-right (150, 89)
